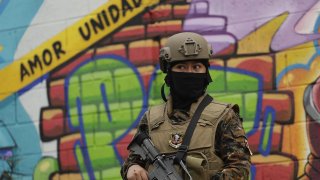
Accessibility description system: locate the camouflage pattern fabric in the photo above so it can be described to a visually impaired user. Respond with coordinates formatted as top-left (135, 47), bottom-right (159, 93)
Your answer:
top-left (120, 106), bottom-right (252, 180)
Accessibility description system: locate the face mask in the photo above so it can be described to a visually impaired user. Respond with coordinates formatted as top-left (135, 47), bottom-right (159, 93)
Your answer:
top-left (166, 72), bottom-right (207, 110)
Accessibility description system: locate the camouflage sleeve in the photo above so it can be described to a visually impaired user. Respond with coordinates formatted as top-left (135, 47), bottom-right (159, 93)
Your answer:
top-left (212, 108), bottom-right (252, 180)
top-left (120, 113), bottom-right (149, 179)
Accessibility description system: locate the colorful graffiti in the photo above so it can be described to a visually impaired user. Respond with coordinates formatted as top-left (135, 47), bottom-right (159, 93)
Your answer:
top-left (0, 0), bottom-right (319, 179)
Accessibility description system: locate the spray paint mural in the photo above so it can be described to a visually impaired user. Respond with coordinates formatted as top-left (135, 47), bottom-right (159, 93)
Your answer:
top-left (0, 0), bottom-right (319, 179)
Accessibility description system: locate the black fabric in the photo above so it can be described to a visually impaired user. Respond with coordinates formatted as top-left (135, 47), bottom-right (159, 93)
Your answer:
top-left (173, 94), bottom-right (213, 165)
top-left (165, 72), bottom-right (208, 110)
top-left (162, 60), bottom-right (212, 108)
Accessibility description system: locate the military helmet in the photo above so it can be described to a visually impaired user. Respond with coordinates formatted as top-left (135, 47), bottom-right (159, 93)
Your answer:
top-left (159, 32), bottom-right (213, 73)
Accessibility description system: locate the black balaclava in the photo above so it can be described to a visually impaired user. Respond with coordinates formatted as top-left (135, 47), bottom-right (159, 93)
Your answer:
top-left (164, 60), bottom-right (212, 111)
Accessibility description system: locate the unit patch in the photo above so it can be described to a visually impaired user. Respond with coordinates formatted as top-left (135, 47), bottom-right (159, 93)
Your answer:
top-left (169, 132), bottom-right (183, 149)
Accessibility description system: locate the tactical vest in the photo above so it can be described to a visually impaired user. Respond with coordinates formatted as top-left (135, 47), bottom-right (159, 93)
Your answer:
top-left (146, 96), bottom-right (237, 180)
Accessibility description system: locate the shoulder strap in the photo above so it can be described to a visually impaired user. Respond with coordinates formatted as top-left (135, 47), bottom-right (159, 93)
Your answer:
top-left (173, 94), bottom-right (213, 164)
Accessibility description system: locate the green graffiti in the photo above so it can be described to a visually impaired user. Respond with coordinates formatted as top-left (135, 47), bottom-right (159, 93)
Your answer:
top-left (148, 70), bottom-right (169, 106)
top-left (33, 157), bottom-right (58, 180)
top-left (67, 57), bottom-right (144, 179)
top-left (208, 69), bottom-right (259, 131)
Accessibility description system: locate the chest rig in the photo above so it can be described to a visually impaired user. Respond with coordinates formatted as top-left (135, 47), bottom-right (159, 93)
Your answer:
top-left (146, 94), bottom-right (237, 179)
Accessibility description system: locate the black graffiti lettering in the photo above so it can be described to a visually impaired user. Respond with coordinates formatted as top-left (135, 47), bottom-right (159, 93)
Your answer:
top-left (20, 41), bottom-right (66, 82)
top-left (79, 22), bottom-right (91, 41)
top-left (28, 55), bottom-right (43, 75)
top-left (20, 63), bottom-right (30, 82)
top-left (91, 14), bottom-right (105, 34)
top-left (132, 0), bottom-right (142, 7)
top-left (108, 5), bottom-right (119, 24)
top-left (42, 49), bottom-right (52, 66)
top-left (101, 10), bottom-right (110, 27)
top-left (52, 41), bottom-right (66, 59)
top-left (78, 0), bottom-right (144, 41)
top-left (122, 0), bottom-right (133, 17)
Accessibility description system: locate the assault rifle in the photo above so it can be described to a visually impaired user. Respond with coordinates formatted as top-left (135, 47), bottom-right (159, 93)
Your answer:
top-left (128, 132), bottom-right (192, 180)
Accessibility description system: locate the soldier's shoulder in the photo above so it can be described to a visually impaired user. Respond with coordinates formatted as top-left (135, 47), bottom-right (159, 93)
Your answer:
top-left (209, 99), bottom-right (240, 114)
top-left (148, 103), bottom-right (166, 113)
top-left (146, 103), bottom-right (167, 125)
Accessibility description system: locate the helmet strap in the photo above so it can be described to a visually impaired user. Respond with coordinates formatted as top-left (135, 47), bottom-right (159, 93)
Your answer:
top-left (161, 83), bottom-right (168, 102)
top-left (206, 66), bottom-right (213, 85)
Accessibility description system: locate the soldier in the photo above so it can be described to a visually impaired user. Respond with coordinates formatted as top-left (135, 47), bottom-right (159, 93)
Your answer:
top-left (121, 32), bottom-right (252, 180)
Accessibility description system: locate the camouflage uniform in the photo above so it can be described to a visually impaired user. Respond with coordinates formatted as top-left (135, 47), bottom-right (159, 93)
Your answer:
top-left (120, 95), bottom-right (252, 180)
top-left (121, 31), bottom-right (252, 180)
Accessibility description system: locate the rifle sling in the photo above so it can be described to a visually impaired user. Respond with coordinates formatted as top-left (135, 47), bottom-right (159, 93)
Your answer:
top-left (173, 94), bottom-right (213, 164)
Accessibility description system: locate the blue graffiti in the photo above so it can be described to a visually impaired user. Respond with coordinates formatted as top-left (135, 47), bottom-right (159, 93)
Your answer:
top-left (0, 0), bottom-right (44, 179)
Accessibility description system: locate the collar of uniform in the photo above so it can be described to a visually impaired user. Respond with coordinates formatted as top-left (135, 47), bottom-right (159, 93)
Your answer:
top-left (166, 96), bottom-right (190, 124)
top-left (166, 93), bottom-right (208, 119)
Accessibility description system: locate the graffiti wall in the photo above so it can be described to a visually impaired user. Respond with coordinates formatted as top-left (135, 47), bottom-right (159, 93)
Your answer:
top-left (0, 0), bottom-right (319, 179)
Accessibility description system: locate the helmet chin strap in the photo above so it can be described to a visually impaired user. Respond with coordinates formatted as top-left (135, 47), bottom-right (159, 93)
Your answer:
top-left (161, 83), bottom-right (168, 102)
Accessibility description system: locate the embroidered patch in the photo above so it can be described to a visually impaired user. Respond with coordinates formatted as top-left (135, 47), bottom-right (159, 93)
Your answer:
top-left (169, 132), bottom-right (183, 149)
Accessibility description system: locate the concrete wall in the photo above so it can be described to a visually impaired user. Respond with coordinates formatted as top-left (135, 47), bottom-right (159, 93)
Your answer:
top-left (0, 0), bottom-right (319, 179)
